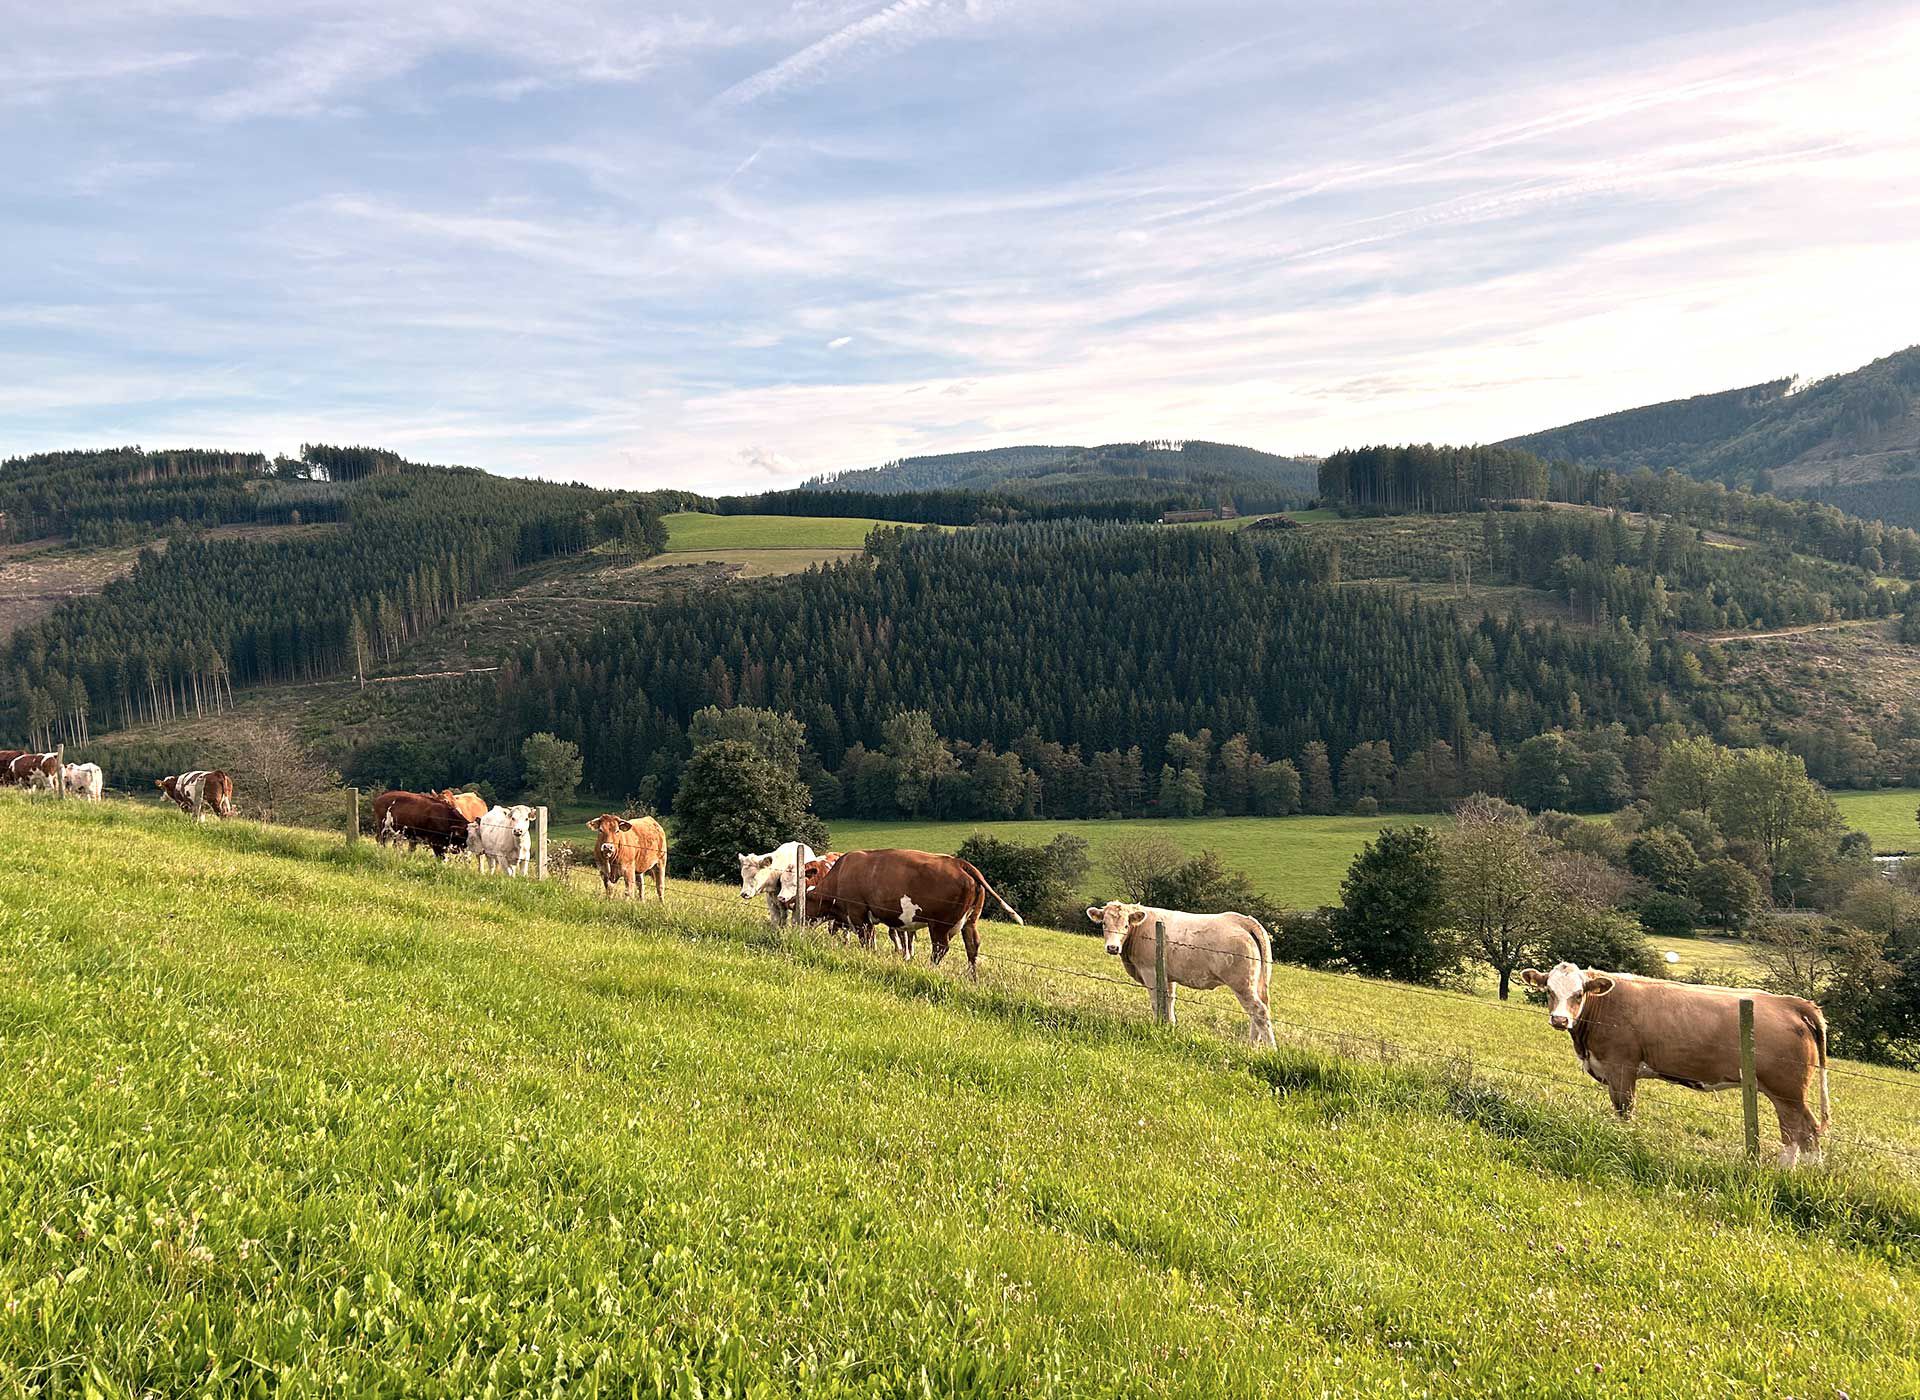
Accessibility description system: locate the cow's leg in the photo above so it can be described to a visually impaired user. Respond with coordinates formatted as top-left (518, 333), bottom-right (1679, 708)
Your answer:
top-left (1768, 1093), bottom-right (1818, 1168)
top-left (1231, 983), bottom-right (1276, 1048)
top-left (960, 915), bottom-right (980, 982)
top-left (1603, 1072), bottom-right (1637, 1118)
top-left (652, 862), bottom-right (666, 902)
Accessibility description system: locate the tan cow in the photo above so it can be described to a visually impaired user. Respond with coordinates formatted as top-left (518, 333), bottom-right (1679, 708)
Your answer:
top-left (435, 789), bottom-right (493, 867)
top-left (1086, 901), bottom-right (1275, 1047)
top-left (1519, 962), bottom-right (1831, 1166)
top-left (587, 815), bottom-right (667, 900)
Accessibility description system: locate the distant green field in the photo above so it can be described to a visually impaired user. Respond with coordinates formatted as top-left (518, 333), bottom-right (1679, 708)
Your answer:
top-left (1832, 788), bottom-right (1920, 851)
top-left (661, 512), bottom-right (896, 551)
top-left (830, 813), bottom-right (1445, 908)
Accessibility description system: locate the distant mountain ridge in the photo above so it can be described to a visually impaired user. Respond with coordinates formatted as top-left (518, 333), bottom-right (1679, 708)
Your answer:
top-left (1502, 344), bottom-right (1920, 494)
top-left (805, 439), bottom-right (1319, 507)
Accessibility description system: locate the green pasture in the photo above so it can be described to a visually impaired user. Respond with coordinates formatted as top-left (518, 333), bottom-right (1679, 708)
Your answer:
top-left (0, 796), bottom-right (1916, 1395)
top-left (661, 512), bottom-right (904, 551)
top-left (830, 813), bottom-right (1445, 909)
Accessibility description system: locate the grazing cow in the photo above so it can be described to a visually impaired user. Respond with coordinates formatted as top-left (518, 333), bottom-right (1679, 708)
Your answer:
top-left (812, 849), bottom-right (1022, 977)
top-left (472, 804), bottom-right (534, 876)
top-left (738, 842), bottom-right (818, 924)
top-left (1519, 962), bottom-right (1831, 1167)
top-left (8, 752), bottom-right (63, 793)
top-left (587, 815), bottom-right (667, 900)
top-left (63, 762), bottom-right (104, 801)
top-left (371, 789), bottom-right (468, 858)
top-left (157, 770), bottom-right (236, 819)
top-left (1086, 901), bottom-right (1276, 1047)
top-left (0, 750), bottom-right (22, 786)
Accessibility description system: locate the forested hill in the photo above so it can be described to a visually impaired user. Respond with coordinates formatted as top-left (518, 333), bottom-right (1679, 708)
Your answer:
top-left (804, 439), bottom-right (1318, 511)
top-left (492, 519), bottom-right (1676, 808)
top-left (0, 446), bottom-right (670, 748)
top-left (1501, 344), bottom-right (1920, 493)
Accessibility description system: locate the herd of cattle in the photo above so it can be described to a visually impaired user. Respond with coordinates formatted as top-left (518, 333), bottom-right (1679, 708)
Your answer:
top-left (2, 763), bottom-right (1838, 1166)
top-left (0, 750), bottom-right (105, 800)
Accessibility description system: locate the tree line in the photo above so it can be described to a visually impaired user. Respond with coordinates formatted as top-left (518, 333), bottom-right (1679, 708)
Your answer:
top-left (2, 462), bottom-right (669, 747)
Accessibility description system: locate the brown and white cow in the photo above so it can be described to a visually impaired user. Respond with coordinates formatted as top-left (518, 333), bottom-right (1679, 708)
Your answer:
top-left (1519, 962), bottom-right (1831, 1166)
top-left (7, 752), bottom-right (63, 793)
top-left (0, 750), bottom-right (24, 785)
top-left (371, 789), bottom-right (468, 857)
top-left (587, 815), bottom-right (667, 900)
top-left (1086, 901), bottom-right (1275, 1047)
top-left (812, 849), bottom-right (1022, 977)
top-left (157, 770), bottom-right (236, 819)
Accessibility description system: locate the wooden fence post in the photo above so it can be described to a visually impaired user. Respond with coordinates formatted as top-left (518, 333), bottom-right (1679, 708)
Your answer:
top-left (1739, 998), bottom-right (1760, 1161)
top-left (346, 786), bottom-right (360, 844)
top-left (535, 807), bottom-right (549, 880)
top-left (55, 743), bottom-right (64, 798)
top-left (795, 843), bottom-right (806, 928)
top-left (1154, 919), bottom-right (1170, 1025)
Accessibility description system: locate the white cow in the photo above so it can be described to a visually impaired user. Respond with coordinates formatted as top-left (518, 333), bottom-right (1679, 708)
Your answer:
top-left (62, 762), bottom-right (104, 801)
top-left (1086, 901), bottom-right (1276, 1047)
top-left (473, 804), bottom-right (533, 876)
top-left (738, 842), bottom-right (818, 924)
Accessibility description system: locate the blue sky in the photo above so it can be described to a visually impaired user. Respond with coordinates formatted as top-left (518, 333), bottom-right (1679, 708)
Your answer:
top-left (4, 1), bottom-right (1917, 492)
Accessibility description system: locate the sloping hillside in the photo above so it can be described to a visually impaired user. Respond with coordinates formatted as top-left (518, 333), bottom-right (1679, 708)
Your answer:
top-left (808, 439), bottom-right (1318, 506)
top-left (1, 798), bottom-right (1916, 1393)
top-left (1504, 344), bottom-right (1920, 492)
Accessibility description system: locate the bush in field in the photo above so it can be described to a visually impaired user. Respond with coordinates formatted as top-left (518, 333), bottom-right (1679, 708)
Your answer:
top-left (216, 719), bottom-right (342, 824)
top-left (955, 832), bottom-right (1090, 928)
top-left (1634, 891), bottom-right (1703, 941)
top-left (1535, 907), bottom-right (1659, 978)
top-left (1331, 825), bottom-right (1460, 986)
top-left (673, 740), bottom-right (827, 880)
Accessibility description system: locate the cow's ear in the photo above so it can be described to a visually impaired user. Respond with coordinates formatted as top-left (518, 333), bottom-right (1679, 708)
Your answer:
top-left (1127, 908), bottom-right (1148, 926)
top-left (154, 778), bottom-right (165, 788)
top-left (1583, 974), bottom-right (1616, 998)
top-left (1086, 906), bottom-right (1103, 923)
top-left (617, 819), bottom-right (632, 832)
top-left (1518, 968), bottom-right (1548, 989)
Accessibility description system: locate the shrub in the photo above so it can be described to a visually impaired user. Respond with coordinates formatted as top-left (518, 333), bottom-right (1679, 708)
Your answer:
top-left (1634, 891), bottom-right (1702, 941)
top-left (955, 832), bottom-right (1091, 929)
top-left (672, 740), bottom-right (827, 879)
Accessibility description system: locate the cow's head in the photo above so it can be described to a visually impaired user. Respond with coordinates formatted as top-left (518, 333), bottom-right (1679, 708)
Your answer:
top-left (738, 852), bottom-right (778, 901)
top-left (1086, 901), bottom-right (1148, 955)
top-left (587, 815), bottom-right (630, 857)
top-left (1519, 962), bottom-right (1616, 1031)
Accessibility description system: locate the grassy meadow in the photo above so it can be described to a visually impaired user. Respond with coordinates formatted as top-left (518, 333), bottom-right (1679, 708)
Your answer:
top-left (830, 813), bottom-right (1442, 909)
top-left (2, 796), bottom-right (1918, 1394)
top-left (1831, 788), bottom-right (1920, 851)
top-left (661, 512), bottom-right (900, 551)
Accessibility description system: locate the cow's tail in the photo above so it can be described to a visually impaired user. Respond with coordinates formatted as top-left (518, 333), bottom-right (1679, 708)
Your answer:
top-left (958, 860), bottom-right (1023, 925)
top-left (1804, 1004), bottom-right (1831, 1131)
top-left (1239, 915), bottom-right (1273, 1003)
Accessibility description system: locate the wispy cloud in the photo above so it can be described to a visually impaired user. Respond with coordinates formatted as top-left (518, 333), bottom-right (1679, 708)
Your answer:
top-left (2, 1), bottom-right (1916, 490)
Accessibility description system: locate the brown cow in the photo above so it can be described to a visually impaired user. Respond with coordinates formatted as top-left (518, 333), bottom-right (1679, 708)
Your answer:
top-left (812, 849), bottom-right (1022, 977)
top-left (372, 789), bottom-right (468, 858)
top-left (586, 815), bottom-right (667, 900)
top-left (786, 853), bottom-right (851, 936)
top-left (1519, 962), bottom-right (1831, 1167)
top-left (156, 770), bottom-right (236, 819)
top-left (0, 750), bottom-right (24, 785)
